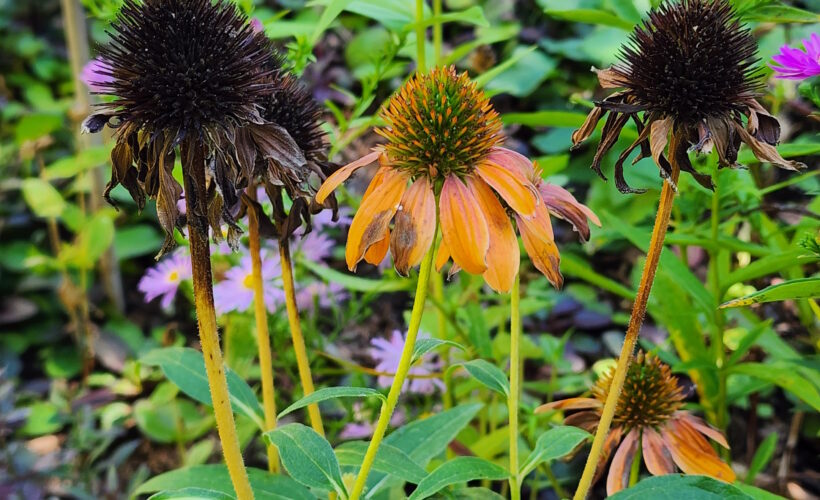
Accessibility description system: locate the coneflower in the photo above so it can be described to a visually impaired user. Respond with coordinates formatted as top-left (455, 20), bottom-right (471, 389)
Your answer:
top-left (537, 352), bottom-right (734, 495)
top-left (569, 2), bottom-right (802, 498)
top-left (317, 66), bottom-right (598, 500)
top-left (81, 0), bottom-right (293, 497)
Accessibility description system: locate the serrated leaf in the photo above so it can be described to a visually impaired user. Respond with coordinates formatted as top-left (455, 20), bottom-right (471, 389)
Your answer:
top-left (264, 424), bottom-right (346, 497)
top-left (461, 359), bottom-right (509, 397)
top-left (519, 426), bottom-right (591, 477)
top-left (336, 440), bottom-right (428, 484)
top-left (278, 386), bottom-right (385, 418)
top-left (408, 457), bottom-right (508, 500)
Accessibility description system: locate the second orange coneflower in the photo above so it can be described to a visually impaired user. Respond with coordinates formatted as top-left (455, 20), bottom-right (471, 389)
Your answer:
top-left (316, 66), bottom-right (598, 293)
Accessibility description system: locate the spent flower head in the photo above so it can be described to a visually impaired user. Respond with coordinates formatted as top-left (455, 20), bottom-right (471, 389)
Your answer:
top-left (317, 66), bottom-right (598, 292)
top-left (572, 0), bottom-right (805, 193)
top-left (537, 352), bottom-right (734, 495)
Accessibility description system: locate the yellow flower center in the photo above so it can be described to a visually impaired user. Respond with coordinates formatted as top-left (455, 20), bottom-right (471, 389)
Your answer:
top-left (168, 270), bottom-right (179, 283)
top-left (242, 273), bottom-right (254, 290)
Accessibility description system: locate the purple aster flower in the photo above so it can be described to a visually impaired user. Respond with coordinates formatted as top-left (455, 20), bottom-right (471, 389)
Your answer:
top-left (250, 17), bottom-right (264, 35)
top-left (296, 281), bottom-right (346, 311)
top-left (80, 58), bottom-right (115, 92)
top-left (771, 33), bottom-right (820, 80)
top-left (213, 252), bottom-right (284, 315)
top-left (295, 231), bottom-right (335, 263)
top-left (370, 330), bottom-right (444, 394)
top-left (339, 403), bottom-right (405, 440)
top-left (138, 251), bottom-right (192, 309)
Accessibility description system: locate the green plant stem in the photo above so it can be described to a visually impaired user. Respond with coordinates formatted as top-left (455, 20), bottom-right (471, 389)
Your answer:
top-left (710, 176), bottom-right (729, 458)
top-left (415, 0), bottom-right (426, 70)
top-left (348, 235), bottom-right (437, 500)
top-left (509, 273), bottom-right (521, 500)
top-left (181, 140), bottom-right (253, 500)
top-left (246, 188), bottom-right (279, 473)
top-left (433, 0), bottom-right (442, 64)
top-left (573, 165), bottom-right (680, 500)
top-left (280, 241), bottom-right (325, 437)
top-left (628, 437), bottom-right (642, 487)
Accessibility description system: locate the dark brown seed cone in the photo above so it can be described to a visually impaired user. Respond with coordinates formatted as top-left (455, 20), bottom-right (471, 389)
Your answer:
top-left (570, 0), bottom-right (805, 194)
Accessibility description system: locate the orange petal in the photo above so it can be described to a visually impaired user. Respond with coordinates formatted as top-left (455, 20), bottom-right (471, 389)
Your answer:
top-left (361, 166), bottom-right (389, 202)
top-left (593, 426), bottom-right (623, 484)
top-left (466, 176), bottom-right (519, 293)
top-left (476, 160), bottom-right (538, 218)
top-left (316, 150), bottom-right (381, 203)
top-left (535, 397), bottom-right (602, 414)
top-left (516, 204), bottom-right (562, 288)
top-left (486, 147), bottom-right (535, 179)
top-left (439, 175), bottom-right (489, 275)
top-left (681, 414), bottom-right (730, 449)
top-left (662, 420), bottom-right (736, 483)
top-left (642, 427), bottom-right (675, 476)
top-left (345, 169), bottom-right (408, 271)
top-left (607, 429), bottom-right (639, 496)
top-left (435, 238), bottom-right (450, 272)
top-left (564, 411), bottom-right (602, 433)
top-left (364, 230), bottom-right (390, 266)
top-left (391, 177), bottom-right (437, 276)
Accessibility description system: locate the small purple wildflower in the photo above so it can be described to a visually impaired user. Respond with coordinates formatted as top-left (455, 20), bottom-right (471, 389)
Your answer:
top-left (295, 231), bottom-right (335, 263)
top-left (213, 252), bottom-right (284, 315)
top-left (138, 252), bottom-right (192, 309)
top-left (296, 281), bottom-right (346, 311)
top-left (80, 58), bottom-right (115, 92)
top-left (370, 330), bottom-right (444, 394)
top-left (771, 33), bottom-right (820, 80)
top-left (250, 18), bottom-right (264, 35)
top-left (339, 403), bottom-right (405, 440)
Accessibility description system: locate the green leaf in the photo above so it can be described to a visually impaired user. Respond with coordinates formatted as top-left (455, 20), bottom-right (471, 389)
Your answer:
top-left (140, 347), bottom-right (265, 429)
top-left (484, 47), bottom-right (556, 97)
top-left (608, 474), bottom-right (753, 499)
top-left (148, 488), bottom-right (234, 500)
top-left (70, 213), bottom-right (115, 267)
top-left (311, 0), bottom-right (355, 43)
top-left (734, 483), bottom-right (786, 500)
top-left (741, 3), bottom-right (819, 23)
top-left (301, 259), bottom-right (411, 293)
top-left (263, 424), bottom-right (346, 497)
top-left (720, 278), bottom-right (820, 308)
top-left (408, 457), bottom-right (508, 500)
top-left (450, 488), bottom-right (506, 499)
top-left (405, 6), bottom-right (489, 31)
top-left (336, 441), bottom-right (428, 484)
top-left (746, 432), bottom-right (778, 484)
top-left (412, 338), bottom-right (464, 365)
top-left (278, 386), bottom-right (385, 418)
top-left (43, 145), bottom-right (111, 180)
top-left (729, 362), bottom-right (820, 412)
top-left (543, 9), bottom-right (634, 30)
top-left (114, 224), bottom-right (164, 260)
top-left (519, 426), bottom-right (591, 477)
top-left (21, 178), bottom-right (65, 219)
top-left (460, 359), bottom-right (510, 397)
top-left (725, 251), bottom-right (820, 287)
top-left (134, 465), bottom-right (314, 500)
top-left (19, 402), bottom-right (62, 436)
top-left (737, 142), bottom-right (820, 164)
top-left (15, 113), bottom-right (62, 144)
top-left (501, 110), bottom-right (588, 128)
top-left (474, 46), bottom-right (536, 89)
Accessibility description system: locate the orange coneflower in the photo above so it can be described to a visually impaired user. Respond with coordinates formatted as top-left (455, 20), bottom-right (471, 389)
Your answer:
top-left (316, 66), bottom-right (598, 293)
top-left (537, 352), bottom-right (735, 495)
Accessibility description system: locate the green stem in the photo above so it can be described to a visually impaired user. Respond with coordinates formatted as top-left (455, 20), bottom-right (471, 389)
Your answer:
top-left (573, 164), bottom-right (680, 500)
top-left (628, 434), bottom-right (642, 487)
top-left (348, 235), bottom-right (437, 500)
top-left (433, 0), bottom-right (442, 64)
top-left (710, 175), bottom-right (729, 458)
top-left (509, 273), bottom-right (521, 500)
top-left (415, 0), bottom-right (426, 70)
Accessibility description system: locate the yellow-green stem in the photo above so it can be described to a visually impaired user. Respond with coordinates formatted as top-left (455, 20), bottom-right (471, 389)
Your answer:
top-left (433, 0), bottom-right (442, 64)
top-left (247, 189), bottom-right (279, 473)
top-left (573, 165), bottom-right (680, 500)
top-left (710, 176), bottom-right (729, 457)
top-left (182, 141), bottom-right (253, 500)
top-left (509, 273), bottom-right (522, 500)
top-left (349, 236), bottom-right (437, 500)
top-left (415, 0), bottom-right (426, 70)
top-left (280, 242), bottom-right (325, 436)
top-left (628, 435), bottom-right (642, 487)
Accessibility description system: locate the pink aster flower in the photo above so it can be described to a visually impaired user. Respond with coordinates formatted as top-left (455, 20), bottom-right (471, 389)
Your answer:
top-left (370, 330), bottom-right (444, 394)
top-left (213, 252), bottom-right (284, 315)
top-left (80, 58), bottom-right (115, 92)
top-left (138, 252), bottom-right (191, 309)
top-left (771, 33), bottom-right (820, 80)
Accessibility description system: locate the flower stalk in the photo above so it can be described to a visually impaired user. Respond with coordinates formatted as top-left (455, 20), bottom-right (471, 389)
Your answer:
top-left (182, 140), bottom-right (253, 500)
top-left (349, 231), bottom-right (438, 500)
top-left (508, 273), bottom-right (522, 500)
top-left (573, 164), bottom-right (680, 500)
top-left (246, 188), bottom-right (279, 473)
top-left (280, 241), bottom-right (324, 436)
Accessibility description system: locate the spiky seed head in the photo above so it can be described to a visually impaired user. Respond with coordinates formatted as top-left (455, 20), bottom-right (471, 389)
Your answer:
top-left (262, 73), bottom-right (327, 163)
top-left (613, 0), bottom-right (761, 125)
top-left (94, 0), bottom-right (277, 140)
top-left (377, 66), bottom-right (503, 181)
top-left (592, 352), bottom-right (685, 431)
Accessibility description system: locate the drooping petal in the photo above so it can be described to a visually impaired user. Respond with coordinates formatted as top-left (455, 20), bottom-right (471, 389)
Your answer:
top-left (475, 160), bottom-right (538, 218)
top-left (391, 177), bottom-right (437, 276)
top-left (680, 414), bottom-right (730, 449)
top-left (435, 238), bottom-right (450, 272)
top-left (467, 176), bottom-right (519, 293)
top-left (316, 150), bottom-right (382, 203)
top-left (642, 427), bottom-right (676, 476)
top-left (345, 169), bottom-right (409, 271)
top-left (439, 175), bottom-right (489, 275)
top-left (733, 121), bottom-right (805, 171)
top-left (535, 398), bottom-right (602, 414)
top-left (662, 419), bottom-right (736, 483)
top-left (571, 106), bottom-right (606, 149)
top-left (607, 429), bottom-right (640, 495)
top-left (364, 231), bottom-right (390, 266)
top-left (593, 426), bottom-right (623, 484)
top-left (516, 204), bottom-right (562, 288)
top-left (540, 183), bottom-right (601, 242)
top-left (486, 147), bottom-right (536, 180)
top-left (650, 116), bottom-right (673, 168)
top-left (564, 411), bottom-right (603, 433)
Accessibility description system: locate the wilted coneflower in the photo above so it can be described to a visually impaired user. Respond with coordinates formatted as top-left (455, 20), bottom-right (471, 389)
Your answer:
top-left (318, 66), bottom-right (598, 500)
top-left (572, 0), bottom-right (804, 194)
top-left (568, 2), bottom-right (801, 499)
top-left (537, 352), bottom-right (734, 495)
top-left (317, 66), bottom-right (598, 292)
top-left (80, 0), bottom-right (290, 497)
